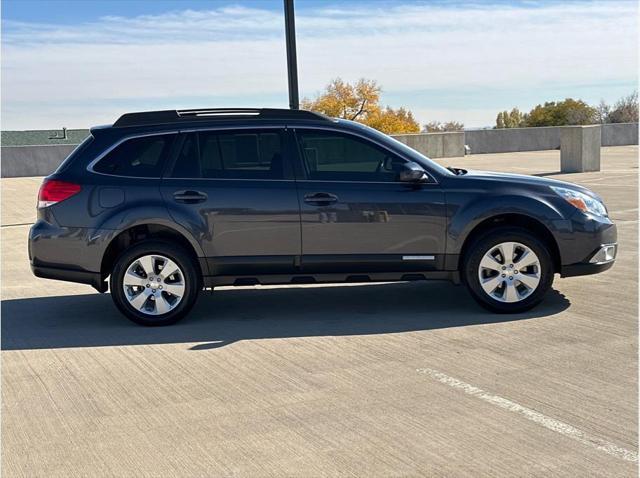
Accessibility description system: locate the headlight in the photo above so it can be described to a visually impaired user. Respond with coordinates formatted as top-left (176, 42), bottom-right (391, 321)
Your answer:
top-left (550, 186), bottom-right (607, 217)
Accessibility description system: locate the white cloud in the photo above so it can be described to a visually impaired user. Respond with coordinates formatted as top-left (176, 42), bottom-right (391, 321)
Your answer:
top-left (1, 1), bottom-right (637, 129)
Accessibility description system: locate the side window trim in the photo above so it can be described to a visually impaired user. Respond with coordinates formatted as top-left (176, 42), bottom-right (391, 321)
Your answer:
top-left (162, 132), bottom-right (189, 179)
top-left (87, 130), bottom-right (179, 179)
top-left (284, 128), bottom-right (305, 181)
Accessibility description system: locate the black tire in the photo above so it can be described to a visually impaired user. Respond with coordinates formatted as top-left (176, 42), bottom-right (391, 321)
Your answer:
top-left (110, 240), bottom-right (200, 326)
top-left (463, 227), bottom-right (554, 313)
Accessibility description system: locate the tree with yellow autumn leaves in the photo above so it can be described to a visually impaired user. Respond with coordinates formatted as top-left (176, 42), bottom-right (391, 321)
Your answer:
top-left (301, 78), bottom-right (420, 134)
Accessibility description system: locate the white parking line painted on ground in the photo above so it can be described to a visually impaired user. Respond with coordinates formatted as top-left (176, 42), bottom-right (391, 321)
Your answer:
top-left (1, 223), bottom-right (33, 228)
top-left (417, 368), bottom-right (638, 463)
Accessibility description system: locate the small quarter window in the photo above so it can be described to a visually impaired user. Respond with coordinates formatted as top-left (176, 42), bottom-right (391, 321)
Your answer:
top-left (93, 134), bottom-right (174, 177)
top-left (54, 135), bottom-right (94, 174)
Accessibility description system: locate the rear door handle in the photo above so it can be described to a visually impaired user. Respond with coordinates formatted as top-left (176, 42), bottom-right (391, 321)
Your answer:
top-left (304, 192), bottom-right (338, 206)
top-left (173, 190), bottom-right (207, 204)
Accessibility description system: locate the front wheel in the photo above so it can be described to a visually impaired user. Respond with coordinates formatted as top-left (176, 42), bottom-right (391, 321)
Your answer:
top-left (110, 240), bottom-right (200, 325)
top-left (463, 228), bottom-right (554, 313)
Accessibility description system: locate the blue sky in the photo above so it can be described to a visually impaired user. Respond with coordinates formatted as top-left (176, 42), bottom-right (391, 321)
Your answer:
top-left (2, 0), bottom-right (638, 129)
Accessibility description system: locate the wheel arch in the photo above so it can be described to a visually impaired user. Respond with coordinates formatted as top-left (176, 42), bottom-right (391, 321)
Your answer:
top-left (100, 223), bottom-right (208, 280)
top-left (458, 213), bottom-right (561, 273)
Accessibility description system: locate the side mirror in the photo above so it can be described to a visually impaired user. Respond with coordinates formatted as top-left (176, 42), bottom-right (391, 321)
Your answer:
top-left (399, 161), bottom-right (428, 183)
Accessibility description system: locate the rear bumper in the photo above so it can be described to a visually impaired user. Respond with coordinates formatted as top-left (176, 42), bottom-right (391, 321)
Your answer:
top-left (29, 219), bottom-right (110, 292)
top-left (31, 264), bottom-right (108, 292)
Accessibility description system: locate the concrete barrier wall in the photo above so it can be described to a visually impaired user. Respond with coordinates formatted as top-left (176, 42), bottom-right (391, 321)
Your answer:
top-left (601, 123), bottom-right (639, 146)
top-left (465, 123), bottom-right (638, 154)
top-left (464, 126), bottom-right (562, 154)
top-left (1, 145), bottom-right (77, 178)
top-left (392, 132), bottom-right (465, 158)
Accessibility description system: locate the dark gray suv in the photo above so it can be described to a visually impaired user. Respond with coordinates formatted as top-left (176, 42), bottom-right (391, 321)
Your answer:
top-left (29, 108), bottom-right (617, 325)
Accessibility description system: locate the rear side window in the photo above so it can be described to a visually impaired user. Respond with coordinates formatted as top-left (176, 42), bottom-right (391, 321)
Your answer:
top-left (93, 134), bottom-right (174, 177)
top-left (170, 130), bottom-right (286, 180)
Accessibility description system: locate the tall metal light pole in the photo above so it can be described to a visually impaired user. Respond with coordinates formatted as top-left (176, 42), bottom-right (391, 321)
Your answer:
top-left (283, 0), bottom-right (300, 110)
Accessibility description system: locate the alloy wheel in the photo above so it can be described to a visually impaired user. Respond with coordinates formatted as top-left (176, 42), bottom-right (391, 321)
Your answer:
top-left (122, 254), bottom-right (186, 315)
top-left (477, 241), bottom-right (541, 303)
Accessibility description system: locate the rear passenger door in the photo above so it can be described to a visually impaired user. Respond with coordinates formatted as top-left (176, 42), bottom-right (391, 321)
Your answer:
top-left (160, 128), bottom-right (301, 276)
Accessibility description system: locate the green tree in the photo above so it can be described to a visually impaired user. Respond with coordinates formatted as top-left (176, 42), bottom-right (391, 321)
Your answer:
top-left (508, 108), bottom-right (525, 128)
top-left (525, 98), bottom-right (596, 127)
top-left (502, 110), bottom-right (512, 128)
top-left (499, 108), bottom-right (525, 128)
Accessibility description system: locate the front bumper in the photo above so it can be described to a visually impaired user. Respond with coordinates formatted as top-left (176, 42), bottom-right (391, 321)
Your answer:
top-left (557, 212), bottom-right (617, 278)
top-left (560, 243), bottom-right (617, 277)
top-left (558, 219), bottom-right (618, 281)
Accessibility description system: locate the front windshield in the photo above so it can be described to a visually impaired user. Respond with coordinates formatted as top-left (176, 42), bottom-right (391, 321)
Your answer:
top-left (344, 121), bottom-right (454, 177)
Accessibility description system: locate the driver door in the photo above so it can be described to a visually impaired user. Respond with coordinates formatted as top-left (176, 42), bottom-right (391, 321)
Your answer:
top-left (293, 128), bottom-right (447, 273)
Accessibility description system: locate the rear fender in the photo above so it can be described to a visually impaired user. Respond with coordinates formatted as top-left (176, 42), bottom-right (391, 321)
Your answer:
top-left (94, 205), bottom-right (208, 273)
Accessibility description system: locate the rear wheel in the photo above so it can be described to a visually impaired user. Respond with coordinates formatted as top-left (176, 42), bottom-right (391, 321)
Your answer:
top-left (110, 240), bottom-right (200, 325)
top-left (463, 228), bottom-right (554, 313)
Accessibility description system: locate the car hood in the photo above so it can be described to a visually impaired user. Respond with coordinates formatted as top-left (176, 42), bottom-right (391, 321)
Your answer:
top-left (461, 169), bottom-right (597, 197)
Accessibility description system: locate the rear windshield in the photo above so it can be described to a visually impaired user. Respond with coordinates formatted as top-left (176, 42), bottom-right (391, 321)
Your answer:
top-left (53, 135), bottom-right (94, 174)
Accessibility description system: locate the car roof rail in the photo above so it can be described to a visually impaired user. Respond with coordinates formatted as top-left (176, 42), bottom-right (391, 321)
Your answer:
top-left (112, 108), bottom-right (331, 128)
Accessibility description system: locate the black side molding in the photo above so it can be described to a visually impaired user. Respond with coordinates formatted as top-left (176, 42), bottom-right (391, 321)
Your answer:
top-left (203, 270), bottom-right (461, 288)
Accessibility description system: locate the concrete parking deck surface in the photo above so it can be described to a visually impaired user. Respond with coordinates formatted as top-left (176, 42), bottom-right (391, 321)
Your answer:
top-left (1, 146), bottom-right (638, 476)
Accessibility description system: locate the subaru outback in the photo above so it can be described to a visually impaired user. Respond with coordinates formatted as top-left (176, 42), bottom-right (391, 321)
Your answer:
top-left (29, 108), bottom-right (617, 325)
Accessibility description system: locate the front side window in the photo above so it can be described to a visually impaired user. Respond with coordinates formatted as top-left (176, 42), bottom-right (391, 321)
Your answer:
top-left (93, 134), bottom-right (174, 177)
top-left (348, 120), bottom-right (453, 177)
top-left (170, 130), bottom-right (285, 180)
top-left (295, 130), bottom-right (405, 182)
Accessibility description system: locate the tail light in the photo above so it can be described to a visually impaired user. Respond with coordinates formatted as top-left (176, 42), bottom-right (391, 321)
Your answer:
top-left (37, 179), bottom-right (81, 208)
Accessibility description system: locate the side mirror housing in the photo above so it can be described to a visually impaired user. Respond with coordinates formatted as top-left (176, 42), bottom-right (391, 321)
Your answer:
top-left (399, 162), bottom-right (428, 183)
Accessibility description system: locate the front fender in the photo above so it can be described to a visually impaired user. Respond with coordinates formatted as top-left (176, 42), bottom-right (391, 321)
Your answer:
top-left (446, 193), bottom-right (571, 255)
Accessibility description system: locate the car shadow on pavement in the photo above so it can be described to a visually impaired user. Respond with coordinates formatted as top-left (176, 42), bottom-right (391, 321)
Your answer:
top-left (2, 281), bottom-right (570, 351)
